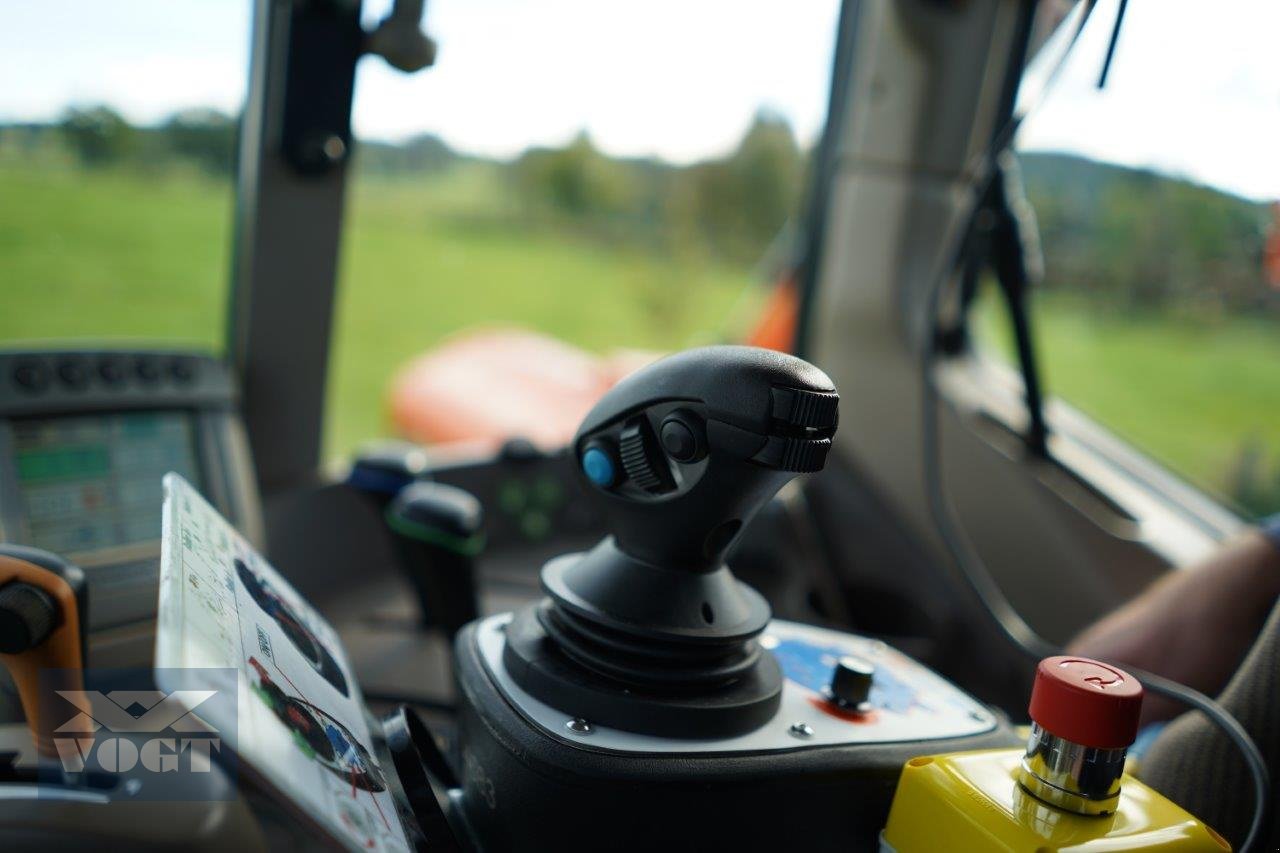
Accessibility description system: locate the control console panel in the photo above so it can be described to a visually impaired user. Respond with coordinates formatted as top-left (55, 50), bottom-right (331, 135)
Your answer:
top-left (475, 613), bottom-right (998, 754)
top-left (0, 350), bottom-right (260, 650)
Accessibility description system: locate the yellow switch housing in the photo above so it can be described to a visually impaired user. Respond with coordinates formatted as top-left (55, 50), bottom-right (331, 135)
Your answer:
top-left (881, 749), bottom-right (1229, 852)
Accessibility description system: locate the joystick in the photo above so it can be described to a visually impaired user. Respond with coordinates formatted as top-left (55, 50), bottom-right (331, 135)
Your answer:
top-left (501, 345), bottom-right (838, 737)
top-left (450, 345), bottom-right (1023, 852)
top-left (0, 545), bottom-right (87, 756)
top-left (386, 481), bottom-right (485, 635)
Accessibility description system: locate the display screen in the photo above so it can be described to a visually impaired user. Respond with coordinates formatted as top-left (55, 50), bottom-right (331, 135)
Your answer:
top-left (12, 411), bottom-right (202, 557)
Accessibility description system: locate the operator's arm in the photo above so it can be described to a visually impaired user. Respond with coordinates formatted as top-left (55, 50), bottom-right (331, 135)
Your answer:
top-left (1066, 520), bottom-right (1280, 725)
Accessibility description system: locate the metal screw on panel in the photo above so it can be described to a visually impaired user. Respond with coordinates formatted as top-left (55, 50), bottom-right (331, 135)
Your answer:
top-left (788, 722), bottom-right (814, 739)
top-left (566, 718), bottom-right (593, 735)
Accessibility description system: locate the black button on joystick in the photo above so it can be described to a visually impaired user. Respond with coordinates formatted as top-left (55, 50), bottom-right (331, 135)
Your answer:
top-left (659, 411), bottom-right (705, 463)
top-left (826, 655), bottom-right (875, 712)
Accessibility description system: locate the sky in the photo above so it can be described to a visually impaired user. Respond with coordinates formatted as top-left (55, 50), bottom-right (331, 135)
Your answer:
top-left (0, 0), bottom-right (840, 163)
top-left (1017, 0), bottom-right (1280, 201)
top-left (1, 0), bottom-right (1277, 198)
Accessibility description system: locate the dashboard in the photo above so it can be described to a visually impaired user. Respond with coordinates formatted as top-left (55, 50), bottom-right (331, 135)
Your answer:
top-left (0, 349), bottom-right (261, 664)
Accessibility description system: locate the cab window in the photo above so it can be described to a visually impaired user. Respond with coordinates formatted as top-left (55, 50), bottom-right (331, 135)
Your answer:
top-left (325, 0), bottom-right (841, 459)
top-left (0, 2), bottom-right (250, 353)
top-left (976, 0), bottom-right (1280, 519)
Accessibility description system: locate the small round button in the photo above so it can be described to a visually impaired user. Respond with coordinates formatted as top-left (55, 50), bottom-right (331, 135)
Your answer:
top-left (1028, 656), bottom-right (1143, 749)
top-left (826, 655), bottom-right (875, 711)
top-left (12, 361), bottom-right (49, 393)
top-left (56, 359), bottom-right (89, 389)
top-left (98, 358), bottom-right (126, 385)
top-left (659, 412), bottom-right (705, 463)
top-left (498, 437), bottom-right (541, 462)
top-left (661, 420), bottom-right (695, 460)
top-left (581, 446), bottom-right (616, 488)
top-left (169, 358), bottom-right (196, 383)
top-left (135, 357), bottom-right (161, 384)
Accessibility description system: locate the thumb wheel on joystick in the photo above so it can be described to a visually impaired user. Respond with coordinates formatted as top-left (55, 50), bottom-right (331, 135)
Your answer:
top-left (501, 345), bottom-right (838, 738)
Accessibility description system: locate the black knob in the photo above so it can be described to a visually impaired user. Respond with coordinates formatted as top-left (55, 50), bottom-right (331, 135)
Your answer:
top-left (826, 655), bottom-right (875, 711)
top-left (386, 481), bottom-right (484, 635)
top-left (498, 437), bottom-right (543, 462)
top-left (169, 357), bottom-right (196, 383)
top-left (135, 357), bottom-right (161, 384)
top-left (98, 358), bottom-right (126, 385)
top-left (0, 582), bottom-right (57, 654)
top-left (12, 361), bottom-right (49, 393)
top-left (56, 358), bottom-right (90, 389)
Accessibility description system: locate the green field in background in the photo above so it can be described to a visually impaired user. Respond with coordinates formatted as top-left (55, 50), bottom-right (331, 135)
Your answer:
top-left (1, 164), bottom-right (1276, 513)
top-left (0, 164), bottom-right (757, 461)
top-left (975, 294), bottom-right (1280, 514)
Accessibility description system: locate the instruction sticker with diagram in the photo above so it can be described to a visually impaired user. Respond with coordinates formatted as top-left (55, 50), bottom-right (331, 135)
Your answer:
top-left (155, 473), bottom-right (411, 852)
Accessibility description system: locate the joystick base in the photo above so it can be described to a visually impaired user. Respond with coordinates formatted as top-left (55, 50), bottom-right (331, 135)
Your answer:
top-left (502, 605), bottom-right (783, 739)
top-left (454, 616), bottom-right (1019, 853)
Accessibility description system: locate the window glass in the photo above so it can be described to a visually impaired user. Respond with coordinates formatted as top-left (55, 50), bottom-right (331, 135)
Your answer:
top-left (0, 1), bottom-right (249, 352)
top-left (979, 0), bottom-right (1280, 519)
top-left (325, 0), bottom-right (840, 459)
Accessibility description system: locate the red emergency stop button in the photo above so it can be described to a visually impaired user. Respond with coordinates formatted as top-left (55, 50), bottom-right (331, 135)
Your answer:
top-left (1028, 656), bottom-right (1143, 749)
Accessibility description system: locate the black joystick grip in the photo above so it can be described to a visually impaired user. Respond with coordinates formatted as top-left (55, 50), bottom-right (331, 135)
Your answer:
top-left (504, 346), bottom-right (839, 738)
top-left (386, 481), bottom-right (485, 636)
top-left (573, 345), bottom-right (837, 572)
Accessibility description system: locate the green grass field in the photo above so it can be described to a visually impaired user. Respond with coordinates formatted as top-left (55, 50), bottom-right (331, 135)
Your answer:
top-left (975, 294), bottom-right (1280, 514)
top-left (0, 163), bottom-right (757, 460)
top-left (2, 163), bottom-right (1277, 514)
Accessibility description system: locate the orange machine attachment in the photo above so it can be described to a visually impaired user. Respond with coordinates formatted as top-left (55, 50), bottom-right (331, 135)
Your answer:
top-left (385, 276), bottom-right (800, 452)
top-left (0, 545), bottom-right (86, 757)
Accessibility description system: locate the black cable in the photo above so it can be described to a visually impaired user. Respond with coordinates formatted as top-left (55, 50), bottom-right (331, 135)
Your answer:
top-left (910, 3), bottom-right (1270, 849)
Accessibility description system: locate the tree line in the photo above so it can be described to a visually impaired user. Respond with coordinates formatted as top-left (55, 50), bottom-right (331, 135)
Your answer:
top-left (1018, 152), bottom-right (1276, 316)
top-left (0, 104), bottom-right (806, 267)
top-left (2, 104), bottom-right (1274, 307)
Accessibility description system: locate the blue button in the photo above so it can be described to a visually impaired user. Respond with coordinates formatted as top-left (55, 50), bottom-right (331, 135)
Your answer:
top-left (581, 447), bottom-right (616, 487)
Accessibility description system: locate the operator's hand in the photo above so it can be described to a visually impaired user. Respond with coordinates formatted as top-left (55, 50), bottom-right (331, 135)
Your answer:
top-left (1065, 530), bottom-right (1280, 726)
